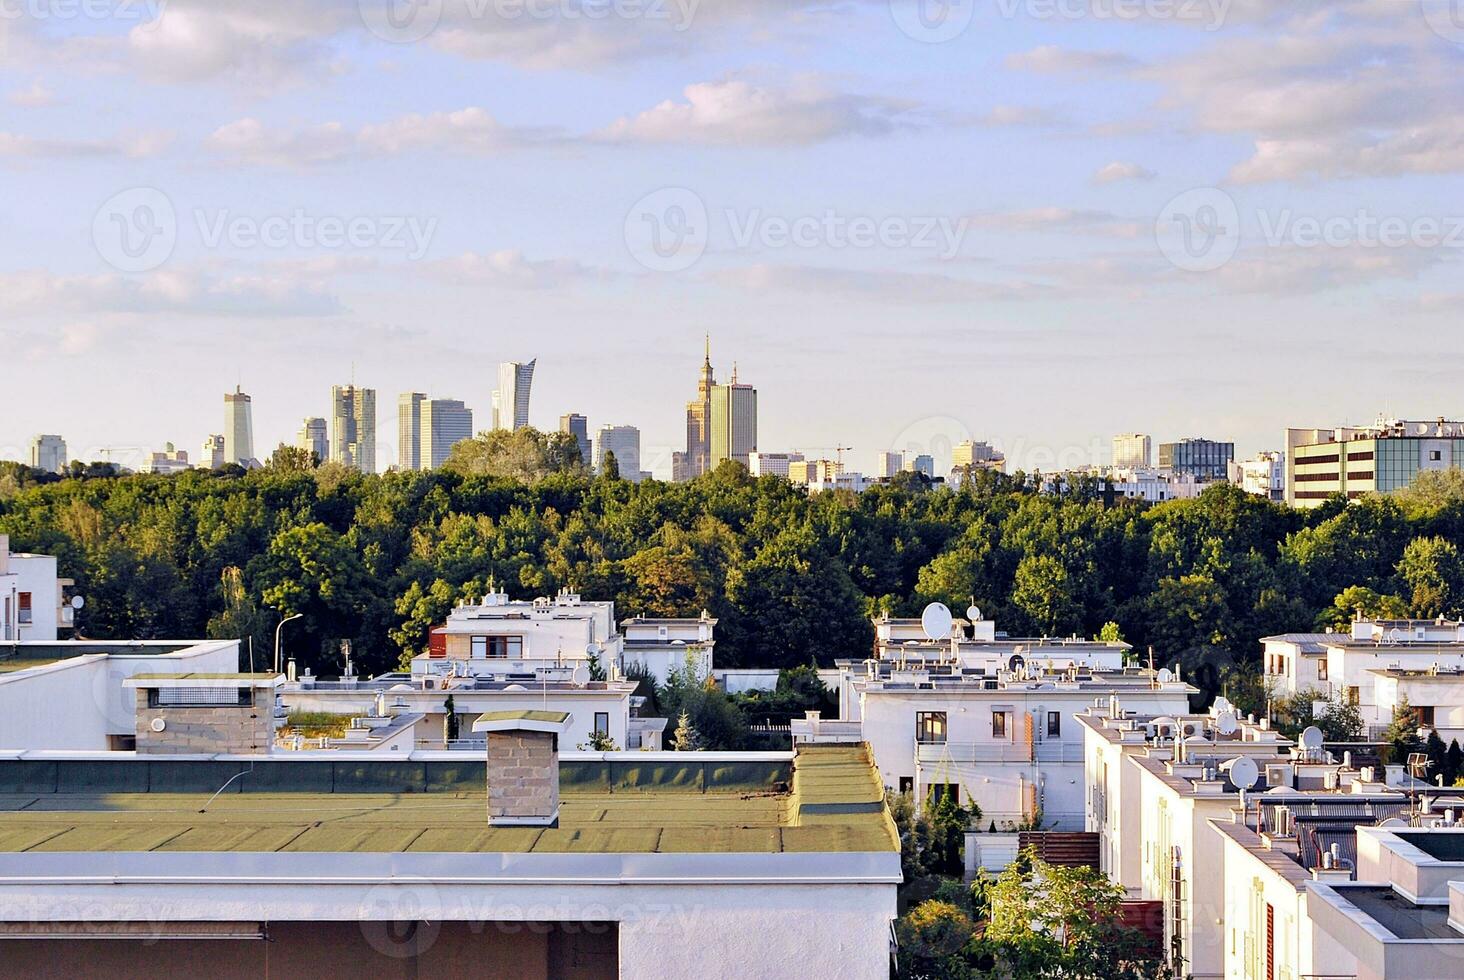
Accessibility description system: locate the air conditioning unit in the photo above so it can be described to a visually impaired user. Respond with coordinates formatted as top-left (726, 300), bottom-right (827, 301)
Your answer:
top-left (1273, 806), bottom-right (1293, 836)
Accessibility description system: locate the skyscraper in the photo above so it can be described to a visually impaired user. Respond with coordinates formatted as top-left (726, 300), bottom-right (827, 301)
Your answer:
top-left (1113, 433), bottom-right (1153, 470)
top-left (297, 418), bottom-right (329, 463)
top-left (422, 398), bottom-right (473, 470)
top-left (675, 337), bottom-right (717, 481)
top-left (710, 364), bottom-right (758, 469)
top-left (876, 452), bottom-right (902, 480)
top-left (493, 360), bottom-right (536, 431)
top-left (28, 435), bottom-right (67, 474)
top-left (595, 425), bottom-right (644, 482)
top-left (223, 387), bottom-right (255, 467)
top-left (331, 385), bottom-right (377, 473)
top-left (398, 393), bottom-right (426, 472)
top-left (560, 414), bottom-right (591, 468)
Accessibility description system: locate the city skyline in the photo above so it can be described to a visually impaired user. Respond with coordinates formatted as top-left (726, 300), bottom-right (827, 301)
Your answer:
top-left (3, 5), bottom-right (1461, 478)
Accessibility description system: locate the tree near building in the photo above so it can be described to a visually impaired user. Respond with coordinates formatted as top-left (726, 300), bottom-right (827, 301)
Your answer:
top-left (670, 711), bottom-right (701, 752)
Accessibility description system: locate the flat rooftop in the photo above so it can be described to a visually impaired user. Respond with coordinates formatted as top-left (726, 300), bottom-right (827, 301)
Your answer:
top-left (1338, 886), bottom-right (1457, 940)
top-left (0, 746), bottom-right (894, 856)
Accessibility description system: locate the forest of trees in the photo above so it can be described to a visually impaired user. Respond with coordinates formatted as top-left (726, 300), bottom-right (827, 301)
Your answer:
top-left (6, 429), bottom-right (1464, 710)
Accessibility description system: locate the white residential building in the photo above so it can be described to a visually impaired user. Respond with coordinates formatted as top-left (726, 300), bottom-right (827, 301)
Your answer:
top-left (0, 534), bottom-right (72, 643)
top-left (620, 612), bottom-right (715, 686)
top-left (799, 613), bottom-right (1194, 829)
top-left (143, 443), bottom-right (190, 475)
top-left (1230, 450), bottom-right (1285, 501)
top-left (748, 451), bottom-right (804, 479)
top-left (876, 451), bottom-right (903, 480)
top-left (1263, 618), bottom-right (1464, 737)
top-left (28, 434), bottom-right (66, 473)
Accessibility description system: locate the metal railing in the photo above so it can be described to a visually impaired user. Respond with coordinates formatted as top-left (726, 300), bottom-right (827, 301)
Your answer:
top-left (915, 741), bottom-right (1086, 764)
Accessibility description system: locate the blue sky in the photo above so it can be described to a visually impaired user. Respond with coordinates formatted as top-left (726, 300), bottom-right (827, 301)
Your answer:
top-left (2, 0), bottom-right (1463, 476)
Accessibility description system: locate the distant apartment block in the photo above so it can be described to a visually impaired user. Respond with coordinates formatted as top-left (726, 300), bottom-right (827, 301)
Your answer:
top-left (144, 444), bottom-right (190, 475)
top-left (950, 440), bottom-right (1005, 483)
top-left (595, 425), bottom-right (646, 482)
top-left (27, 434), bottom-right (66, 474)
top-left (331, 384), bottom-right (377, 472)
top-left (1159, 437), bottom-right (1234, 481)
top-left (223, 386), bottom-right (256, 468)
top-left (1285, 418), bottom-right (1464, 508)
top-left (1230, 450), bottom-right (1284, 501)
top-left (903, 454), bottom-right (935, 479)
top-left (748, 451), bottom-right (804, 478)
top-left (493, 359), bottom-right (535, 431)
top-left (200, 433), bottom-right (225, 469)
top-left (560, 413), bottom-right (591, 468)
top-left (297, 417), bottom-right (329, 463)
top-left (422, 398), bottom-right (472, 469)
top-left (1112, 432), bottom-right (1152, 469)
top-left (876, 451), bottom-right (902, 480)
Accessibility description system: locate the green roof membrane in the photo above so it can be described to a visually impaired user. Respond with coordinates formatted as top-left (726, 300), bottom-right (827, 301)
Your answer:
top-left (0, 746), bottom-right (896, 855)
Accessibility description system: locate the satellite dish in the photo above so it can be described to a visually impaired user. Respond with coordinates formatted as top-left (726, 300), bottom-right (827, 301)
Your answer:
top-left (921, 602), bottom-right (953, 641)
top-left (967, 605), bottom-right (984, 623)
top-left (1008, 654), bottom-right (1026, 672)
top-left (1157, 668), bottom-right (1173, 684)
top-left (1229, 756), bottom-right (1260, 791)
top-left (70, 595), bottom-right (85, 610)
top-left (1300, 726), bottom-right (1324, 751)
top-left (1379, 818), bottom-right (1408, 828)
top-left (1213, 696), bottom-right (1232, 714)
top-left (149, 718), bottom-right (167, 733)
top-left (1217, 713), bottom-right (1239, 736)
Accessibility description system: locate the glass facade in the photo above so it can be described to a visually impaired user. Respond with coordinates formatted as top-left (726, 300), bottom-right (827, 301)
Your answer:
top-left (1159, 439), bottom-right (1235, 481)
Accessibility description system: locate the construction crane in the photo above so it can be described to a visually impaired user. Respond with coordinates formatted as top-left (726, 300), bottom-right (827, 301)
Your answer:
top-left (795, 445), bottom-right (854, 466)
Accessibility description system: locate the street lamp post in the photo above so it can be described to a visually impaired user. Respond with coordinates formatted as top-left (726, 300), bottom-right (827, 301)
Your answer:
top-left (274, 613), bottom-right (303, 675)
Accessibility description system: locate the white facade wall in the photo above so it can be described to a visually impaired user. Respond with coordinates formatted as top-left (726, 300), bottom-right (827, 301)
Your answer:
top-left (0, 550), bottom-right (62, 641)
top-left (0, 642), bottom-right (239, 749)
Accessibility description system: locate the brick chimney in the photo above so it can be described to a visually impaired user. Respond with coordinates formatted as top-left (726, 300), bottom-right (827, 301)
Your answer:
top-left (472, 710), bottom-right (571, 827)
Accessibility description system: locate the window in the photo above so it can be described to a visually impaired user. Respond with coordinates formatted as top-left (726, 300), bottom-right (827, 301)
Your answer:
top-left (1047, 711), bottom-right (1061, 737)
top-left (916, 712), bottom-right (947, 744)
top-left (992, 710), bottom-right (1010, 739)
top-left (17, 592), bottom-right (31, 625)
top-left (594, 712), bottom-right (609, 736)
top-left (1431, 451), bottom-right (1444, 462)
top-left (927, 783), bottom-right (960, 805)
top-left (1418, 706), bottom-right (1436, 727)
top-left (1347, 686), bottom-right (1360, 706)
top-left (471, 635), bottom-right (523, 659)
top-left (1317, 659), bottom-right (1327, 681)
top-left (898, 776), bottom-right (914, 795)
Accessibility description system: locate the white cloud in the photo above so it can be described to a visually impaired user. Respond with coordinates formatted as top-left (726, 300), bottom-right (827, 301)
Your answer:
top-left (0, 130), bottom-right (171, 160)
top-left (1005, 46), bottom-right (1139, 74)
top-left (598, 79), bottom-right (920, 147)
top-left (205, 108), bottom-right (552, 167)
top-left (1092, 161), bottom-right (1156, 184)
top-left (424, 250), bottom-right (605, 290)
top-left (7, 81), bottom-right (56, 108)
top-left (0, 268), bottom-right (343, 318)
top-left (126, 2), bottom-right (345, 86)
top-left (968, 208), bottom-right (1144, 239)
top-left (707, 263), bottom-right (1054, 303)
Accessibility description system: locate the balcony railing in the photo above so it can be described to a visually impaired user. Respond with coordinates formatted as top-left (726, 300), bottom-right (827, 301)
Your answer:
top-left (915, 741), bottom-right (1086, 764)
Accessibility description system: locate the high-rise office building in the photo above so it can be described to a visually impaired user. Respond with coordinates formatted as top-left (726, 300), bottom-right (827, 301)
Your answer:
top-left (1159, 438), bottom-right (1234, 482)
top-left (876, 452), bottom-right (902, 480)
top-left (1113, 433), bottom-right (1153, 470)
top-left (223, 387), bottom-right (254, 467)
top-left (398, 393), bottom-right (426, 472)
top-left (951, 440), bottom-right (1006, 474)
top-left (297, 418), bottom-right (329, 463)
top-left (903, 454), bottom-right (936, 479)
top-left (422, 399), bottom-right (473, 470)
top-left (1285, 418), bottom-right (1464, 508)
top-left (595, 425), bottom-right (644, 482)
top-left (200, 434), bottom-right (225, 469)
top-left (27, 435), bottom-right (67, 474)
top-left (675, 339), bottom-right (758, 479)
top-left (560, 414), bottom-right (591, 468)
top-left (710, 365), bottom-right (758, 470)
top-left (493, 360), bottom-right (536, 431)
top-left (331, 385), bottom-right (377, 473)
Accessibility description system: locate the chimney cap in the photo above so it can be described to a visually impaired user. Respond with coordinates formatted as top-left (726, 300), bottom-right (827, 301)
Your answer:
top-left (473, 709), bottom-right (572, 735)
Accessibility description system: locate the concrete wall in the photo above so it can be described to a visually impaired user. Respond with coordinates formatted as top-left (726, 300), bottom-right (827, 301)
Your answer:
top-left (136, 690), bottom-right (274, 755)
